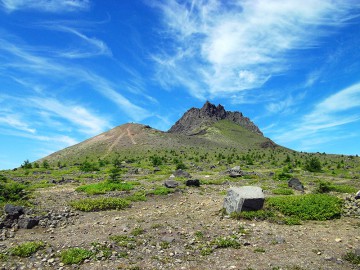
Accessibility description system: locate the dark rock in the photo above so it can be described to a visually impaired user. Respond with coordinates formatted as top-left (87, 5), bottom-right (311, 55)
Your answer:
top-left (153, 167), bottom-right (161, 172)
top-left (288, 178), bottom-right (305, 192)
top-left (269, 172), bottom-right (275, 177)
top-left (186, 179), bottom-right (200, 187)
top-left (224, 186), bottom-right (265, 214)
top-left (168, 101), bottom-right (263, 136)
top-left (164, 180), bottom-right (179, 188)
top-left (18, 217), bottom-right (39, 229)
top-left (4, 204), bottom-right (24, 220)
top-left (173, 169), bottom-right (191, 178)
top-left (1, 218), bottom-right (14, 228)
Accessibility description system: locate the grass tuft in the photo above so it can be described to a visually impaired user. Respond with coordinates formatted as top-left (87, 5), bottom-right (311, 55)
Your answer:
top-left (69, 197), bottom-right (130, 212)
top-left (75, 181), bottom-right (133, 195)
top-left (343, 251), bottom-right (360, 265)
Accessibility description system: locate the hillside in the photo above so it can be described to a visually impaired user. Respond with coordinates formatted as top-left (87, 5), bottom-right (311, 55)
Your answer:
top-left (40, 102), bottom-right (275, 165)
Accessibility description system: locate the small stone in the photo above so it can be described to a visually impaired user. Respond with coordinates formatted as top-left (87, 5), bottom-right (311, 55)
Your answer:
top-left (335, 238), bottom-right (342, 242)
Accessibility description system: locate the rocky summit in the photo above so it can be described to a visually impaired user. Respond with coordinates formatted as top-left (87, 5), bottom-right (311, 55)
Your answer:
top-left (168, 101), bottom-right (263, 136)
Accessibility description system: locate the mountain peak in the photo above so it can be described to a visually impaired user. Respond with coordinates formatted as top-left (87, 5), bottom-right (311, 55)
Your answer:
top-left (168, 101), bottom-right (263, 135)
top-left (200, 101), bottom-right (226, 119)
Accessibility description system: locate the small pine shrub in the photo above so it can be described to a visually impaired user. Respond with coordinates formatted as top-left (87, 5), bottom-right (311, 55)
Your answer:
top-left (21, 160), bottom-right (32, 169)
top-left (305, 157), bottom-right (322, 172)
top-left (80, 161), bottom-right (99, 172)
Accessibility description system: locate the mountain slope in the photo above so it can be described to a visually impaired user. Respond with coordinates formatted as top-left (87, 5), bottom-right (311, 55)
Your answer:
top-left (40, 102), bottom-right (276, 164)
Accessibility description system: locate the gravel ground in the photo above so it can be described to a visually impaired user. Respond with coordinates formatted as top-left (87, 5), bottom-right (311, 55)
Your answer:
top-left (1, 184), bottom-right (359, 270)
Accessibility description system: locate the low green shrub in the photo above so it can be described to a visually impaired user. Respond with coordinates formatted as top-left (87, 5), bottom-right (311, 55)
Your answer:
top-left (126, 191), bottom-right (147, 202)
top-left (60, 247), bottom-right (93, 265)
top-left (272, 188), bottom-right (294, 195)
top-left (212, 236), bottom-right (241, 249)
top-left (9, 241), bottom-right (45, 257)
top-left (315, 181), bottom-right (357, 194)
top-left (131, 227), bottom-right (144, 236)
top-left (267, 194), bottom-right (342, 220)
top-left (109, 235), bottom-right (136, 249)
top-left (69, 197), bottom-right (130, 212)
top-left (283, 216), bottom-right (302, 225)
top-left (0, 180), bottom-right (27, 202)
top-left (91, 242), bottom-right (112, 260)
top-left (149, 186), bottom-right (175, 196)
top-left (332, 185), bottom-right (357, 193)
top-left (275, 172), bottom-right (292, 181)
top-left (75, 182), bottom-right (133, 195)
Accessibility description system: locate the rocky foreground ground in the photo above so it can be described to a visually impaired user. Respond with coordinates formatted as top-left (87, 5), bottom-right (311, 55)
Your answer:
top-left (1, 182), bottom-right (359, 270)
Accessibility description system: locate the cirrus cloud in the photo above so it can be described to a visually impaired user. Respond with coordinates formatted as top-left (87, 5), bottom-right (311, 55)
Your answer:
top-left (151, 0), bottom-right (360, 98)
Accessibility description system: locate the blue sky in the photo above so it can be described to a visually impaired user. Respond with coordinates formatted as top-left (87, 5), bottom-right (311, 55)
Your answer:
top-left (1, 0), bottom-right (360, 169)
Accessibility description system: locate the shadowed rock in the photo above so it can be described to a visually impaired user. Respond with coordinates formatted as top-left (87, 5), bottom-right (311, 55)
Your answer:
top-left (164, 180), bottom-right (179, 188)
top-left (288, 178), bottom-right (304, 192)
top-left (18, 217), bottom-right (39, 229)
top-left (186, 179), bottom-right (200, 187)
top-left (4, 204), bottom-right (24, 220)
top-left (173, 169), bottom-right (191, 178)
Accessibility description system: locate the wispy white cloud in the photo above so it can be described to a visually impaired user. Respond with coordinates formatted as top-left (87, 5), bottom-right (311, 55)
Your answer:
top-left (0, 37), bottom-right (151, 122)
top-left (80, 71), bottom-right (152, 122)
top-left (43, 25), bottom-right (112, 58)
top-left (29, 97), bottom-right (111, 136)
top-left (0, 112), bottom-right (36, 133)
top-left (270, 82), bottom-right (360, 145)
top-left (1, 0), bottom-right (90, 13)
top-left (152, 0), bottom-right (359, 98)
top-left (266, 91), bottom-right (306, 115)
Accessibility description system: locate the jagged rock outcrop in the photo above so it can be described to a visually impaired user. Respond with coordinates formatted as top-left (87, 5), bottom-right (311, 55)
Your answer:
top-left (168, 101), bottom-right (263, 136)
